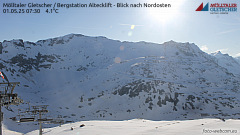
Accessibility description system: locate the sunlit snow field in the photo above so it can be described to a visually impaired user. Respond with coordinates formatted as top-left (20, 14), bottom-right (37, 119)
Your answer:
top-left (3, 119), bottom-right (240, 135)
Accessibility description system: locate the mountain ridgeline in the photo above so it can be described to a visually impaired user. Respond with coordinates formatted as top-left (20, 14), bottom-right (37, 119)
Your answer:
top-left (0, 34), bottom-right (240, 122)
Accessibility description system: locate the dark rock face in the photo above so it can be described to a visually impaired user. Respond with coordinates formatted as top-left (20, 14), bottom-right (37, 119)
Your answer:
top-left (36, 34), bottom-right (81, 46)
top-left (113, 80), bottom-right (180, 111)
top-left (0, 42), bottom-right (2, 54)
top-left (113, 75), bottom-right (239, 116)
top-left (7, 53), bottom-right (60, 73)
top-left (25, 41), bottom-right (37, 46)
top-left (13, 39), bottom-right (24, 47)
top-left (0, 63), bottom-right (5, 70)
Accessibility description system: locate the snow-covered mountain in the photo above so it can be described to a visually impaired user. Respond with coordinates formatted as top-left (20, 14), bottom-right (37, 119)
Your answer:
top-left (235, 56), bottom-right (240, 64)
top-left (0, 34), bottom-right (240, 132)
top-left (210, 51), bottom-right (240, 75)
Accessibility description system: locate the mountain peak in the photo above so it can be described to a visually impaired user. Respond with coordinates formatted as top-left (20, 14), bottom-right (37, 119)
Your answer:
top-left (163, 40), bottom-right (178, 45)
top-left (216, 51), bottom-right (222, 54)
top-left (211, 51), bottom-right (231, 57)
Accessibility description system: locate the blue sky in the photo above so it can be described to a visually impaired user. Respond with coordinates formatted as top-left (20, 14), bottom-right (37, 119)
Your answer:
top-left (0, 0), bottom-right (240, 57)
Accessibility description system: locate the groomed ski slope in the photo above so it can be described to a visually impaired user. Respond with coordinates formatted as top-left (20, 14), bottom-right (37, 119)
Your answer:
top-left (4, 119), bottom-right (238, 135)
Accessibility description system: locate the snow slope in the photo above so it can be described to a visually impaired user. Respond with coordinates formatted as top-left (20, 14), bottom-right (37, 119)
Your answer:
top-left (235, 56), bottom-right (240, 64)
top-left (211, 51), bottom-right (240, 75)
top-left (2, 125), bottom-right (22, 135)
top-left (0, 34), bottom-right (240, 133)
top-left (25, 119), bottom-right (240, 135)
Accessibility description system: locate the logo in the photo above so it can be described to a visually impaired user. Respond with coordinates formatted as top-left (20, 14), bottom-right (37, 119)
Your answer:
top-left (196, 2), bottom-right (237, 14)
top-left (196, 3), bottom-right (209, 11)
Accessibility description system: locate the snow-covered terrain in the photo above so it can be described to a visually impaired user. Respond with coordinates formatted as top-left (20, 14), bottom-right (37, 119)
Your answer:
top-left (3, 119), bottom-right (237, 135)
top-left (2, 125), bottom-right (22, 135)
top-left (0, 34), bottom-right (240, 133)
top-left (210, 51), bottom-right (240, 75)
top-left (235, 56), bottom-right (240, 64)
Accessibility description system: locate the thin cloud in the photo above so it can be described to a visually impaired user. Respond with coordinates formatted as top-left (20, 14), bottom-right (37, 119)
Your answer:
top-left (236, 53), bottom-right (240, 57)
top-left (120, 24), bottom-right (144, 27)
top-left (217, 28), bottom-right (240, 35)
top-left (200, 45), bottom-right (208, 51)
